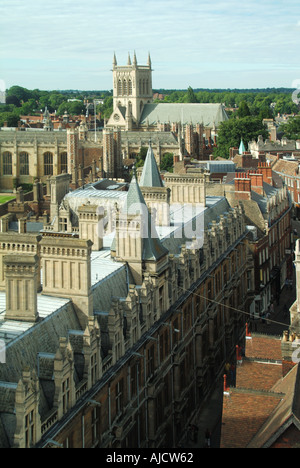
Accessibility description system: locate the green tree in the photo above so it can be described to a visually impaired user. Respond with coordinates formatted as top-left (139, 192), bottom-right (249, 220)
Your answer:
top-left (19, 98), bottom-right (38, 115)
top-left (213, 116), bottom-right (269, 159)
top-left (135, 146), bottom-right (148, 168)
top-left (49, 93), bottom-right (66, 111)
top-left (97, 96), bottom-right (113, 120)
top-left (185, 86), bottom-right (198, 103)
top-left (160, 153), bottom-right (174, 172)
top-left (237, 101), bottom-right (251, 118)
top-left (6, 86), bottom-right (32, 102)
top-left (5, 95), bottom-right (21, 107)
top-left (57, 100), bottom-right (85, 116)
top-left (0, 110), bottom-right (20, 127)
top-left (279, 116), bottom-right (300, 140)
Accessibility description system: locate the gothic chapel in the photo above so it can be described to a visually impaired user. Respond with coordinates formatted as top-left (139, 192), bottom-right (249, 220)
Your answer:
top-left (107, 52), bottom-right (153, 130)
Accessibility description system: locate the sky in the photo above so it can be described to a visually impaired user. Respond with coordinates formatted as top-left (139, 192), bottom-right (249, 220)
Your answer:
top-left (0, 0), bottom-right (300, 91)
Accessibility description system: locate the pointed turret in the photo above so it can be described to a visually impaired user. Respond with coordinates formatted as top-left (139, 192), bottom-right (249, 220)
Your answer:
top-left (127, 52), bottom-right (131, 66)
top-left (123, 166), bottom-right (147, 215)
top-left (133, 51), bottom-right (137, 67)
top-left (113, 52), bottom-right (117, 68)
top-left (140, 140), bottom-right (164, 188)
top-left (239, 139), bottom-right (246, 155)
top-left (147, 52), bottom-right (152, 69)
top-left (113, 170), bottom-right (168, 284)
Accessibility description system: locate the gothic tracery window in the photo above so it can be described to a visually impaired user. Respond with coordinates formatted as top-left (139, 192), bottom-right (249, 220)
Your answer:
top-left (2, 151), bottom-right (12, 175)
top-left (128, 79), bottom-right (132, 95)
top-left (60, 152), bottom-right (67, 173)
top-left (123, 79), bottom-right (128, 96)
top-left (19, 152), bottom-right (29, 176)
top-left (44, 152), bottom-right (53, 176)
top-left (117, 79), bottom-right (122, 95)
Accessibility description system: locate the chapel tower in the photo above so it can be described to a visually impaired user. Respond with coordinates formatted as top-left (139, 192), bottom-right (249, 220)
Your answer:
top-left (111, 52), bottom-right (153, 126)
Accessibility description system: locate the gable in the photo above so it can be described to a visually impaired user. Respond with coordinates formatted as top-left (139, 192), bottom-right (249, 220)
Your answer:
top-left (106, 106), bottom-right (127, 128)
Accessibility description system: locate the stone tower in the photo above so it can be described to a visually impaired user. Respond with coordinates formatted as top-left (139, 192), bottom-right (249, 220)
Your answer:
top-left (112, 169), bottom-right (168, 285)
top-left (102, 127), bottom-right (123, 179)
top-left (111, 52), bottom-right (153, 127)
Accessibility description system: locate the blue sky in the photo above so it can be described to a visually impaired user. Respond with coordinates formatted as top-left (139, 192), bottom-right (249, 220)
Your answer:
top-left (0, 0), bottom-right (300, 91)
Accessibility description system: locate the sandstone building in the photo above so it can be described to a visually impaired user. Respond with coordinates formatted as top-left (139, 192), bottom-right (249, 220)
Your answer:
top-left (207, 161), bottom-right (292, 320)
top-left (0, 142), bottom-right (252, 448)
top-left (0, 53), bottom-right (228, 194)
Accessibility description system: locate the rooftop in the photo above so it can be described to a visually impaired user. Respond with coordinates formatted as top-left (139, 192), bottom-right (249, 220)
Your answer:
top-left (221, 334), bottom-right (300, 449)
top-left (139, 103), bottom-right (229, 127)
top-left (139, 142), bottom-right (164, 188)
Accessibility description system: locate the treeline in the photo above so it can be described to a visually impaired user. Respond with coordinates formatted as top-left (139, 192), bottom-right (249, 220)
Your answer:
top-left (155, 87), bottom-right (299, 117)
top-left (0, 85), bottom-right (113, 127)
top-left (1, 85), bottom-right (299, 129)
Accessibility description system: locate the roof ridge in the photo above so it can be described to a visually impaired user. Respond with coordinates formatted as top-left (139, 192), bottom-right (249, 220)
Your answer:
top-left (230, 387), bottom-right (285, 398)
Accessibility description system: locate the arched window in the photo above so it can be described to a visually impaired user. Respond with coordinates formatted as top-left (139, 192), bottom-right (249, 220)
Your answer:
top-left (128, 79), bottom-right (132, 95)
top-left (117, 79), bottom-right (122, 95)
top-left (123, 79), bottom-right (127, 96)
top-left (60, 152), bottom-right (68, 173)
top-left (44, 152), bottom-right (53, 176)
top-left (19, 152), bottom-right (29, 176)
top-left (2, 152), bottom-right (12, 175)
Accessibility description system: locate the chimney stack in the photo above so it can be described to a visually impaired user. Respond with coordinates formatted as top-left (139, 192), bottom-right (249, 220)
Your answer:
top-left (257, 162), bottom-right (273, 186)
top-left (249, 171), bottom-right (264, 196)
top-left (78, 204), bottom-right (104, 251)
top-left (4, 254), bottom-right (39, 322)
top-left (234, 173), bottom-right (251, 200)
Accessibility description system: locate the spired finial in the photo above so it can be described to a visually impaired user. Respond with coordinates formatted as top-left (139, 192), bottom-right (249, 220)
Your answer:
top-left (133, 51), bottom-right (137, 66)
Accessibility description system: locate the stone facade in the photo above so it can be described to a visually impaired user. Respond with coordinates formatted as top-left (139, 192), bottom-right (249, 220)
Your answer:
top-left (0, 164), bottom-right (253, 448)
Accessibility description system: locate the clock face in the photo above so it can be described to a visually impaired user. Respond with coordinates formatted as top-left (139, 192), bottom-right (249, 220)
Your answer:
top-left (114, 114), bottom-right (120, 121)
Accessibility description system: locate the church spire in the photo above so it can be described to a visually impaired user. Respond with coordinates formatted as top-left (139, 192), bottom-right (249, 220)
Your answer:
top-left (127, 52), bottom-right (131, 66)
top-left (147, 52), bottom-right (152, 69)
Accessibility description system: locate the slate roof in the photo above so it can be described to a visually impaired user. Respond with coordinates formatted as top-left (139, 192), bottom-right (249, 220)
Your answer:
top-left (139, 103), bottom-right (229, 127)
top-left (193, 160), bottom-right (235, 174)
top-left (0, 129), bottom-right (67, 144)
top-left (122, 173), bottom-right (169, 262)
top-left (139, 142), bottom-right (164, 188)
